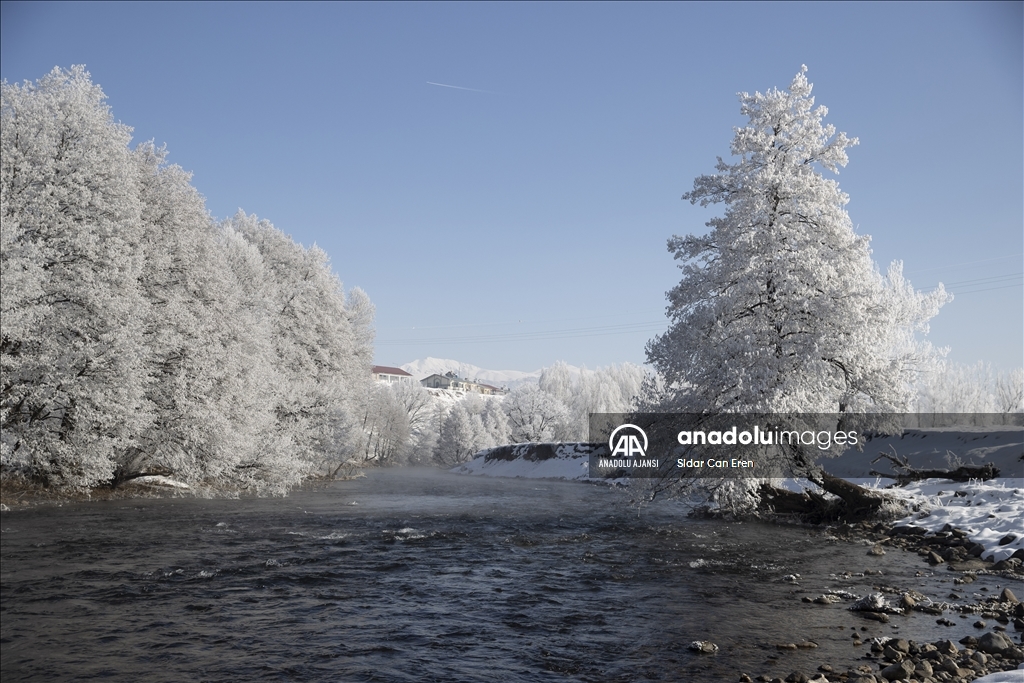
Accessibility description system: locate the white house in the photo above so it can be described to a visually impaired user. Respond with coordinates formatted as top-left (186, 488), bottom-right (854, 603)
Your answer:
top-left (371, 365), bottom-right (415, 385)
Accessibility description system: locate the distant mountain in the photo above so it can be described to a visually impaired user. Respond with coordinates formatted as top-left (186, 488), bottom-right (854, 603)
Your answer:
top-left (400, 357), bottom-right (556, 388)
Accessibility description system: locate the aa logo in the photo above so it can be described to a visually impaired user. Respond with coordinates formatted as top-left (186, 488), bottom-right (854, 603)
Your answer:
top-left (608, 424), bottom-right (648, 458)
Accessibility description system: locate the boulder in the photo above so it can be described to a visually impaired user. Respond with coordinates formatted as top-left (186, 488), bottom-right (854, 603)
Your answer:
top-left (977, 630), bottom-right (1015, 655)
top-left (879, 659), bottom-right (914, 681)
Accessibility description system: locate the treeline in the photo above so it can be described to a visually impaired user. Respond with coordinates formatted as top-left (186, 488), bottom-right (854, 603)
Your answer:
top-left (357, 362), bottom-right (649, 468)
top-left (913, 361), bottom-right (1022, 415)
top-left (1, 67), bottom-right (374, 494)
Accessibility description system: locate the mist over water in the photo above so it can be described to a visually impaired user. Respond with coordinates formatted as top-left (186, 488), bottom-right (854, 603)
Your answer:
top-left (0, 469), bottom-right (1001, 681)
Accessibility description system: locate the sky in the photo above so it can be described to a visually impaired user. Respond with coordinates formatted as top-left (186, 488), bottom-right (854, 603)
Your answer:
top-left (2, 1), bottom-right (1021, 373)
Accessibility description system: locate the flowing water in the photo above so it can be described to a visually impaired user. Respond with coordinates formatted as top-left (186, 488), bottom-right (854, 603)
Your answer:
top-left (0, 468), bottom-right (1007, 682)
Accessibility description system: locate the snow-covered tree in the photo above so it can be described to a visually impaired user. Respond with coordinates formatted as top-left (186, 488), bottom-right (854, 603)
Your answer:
top-left (433, 404), bottom-right (479, 466)
top-left (647, 67), bottom-right (949, 415)
top-left (224, 212), bottom-right (375, 478)
top-left (643, 68), bottom-right (951, 516)
top-left (2, 66), bottom-right (378, 495)
top-left (432, 394), bottom-right (509, 466)
top-left (914, 361), bottom-right (1024, 415)
top-left (503, 383), bottom-right (570, 442)
top-left (1, 67), bottom-right (149, 489)
top-left (539, 361), bottom-right (647, 439)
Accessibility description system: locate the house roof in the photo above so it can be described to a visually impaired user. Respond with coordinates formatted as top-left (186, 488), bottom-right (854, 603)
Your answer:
top-left (371, 365), bottom-right (413, 377)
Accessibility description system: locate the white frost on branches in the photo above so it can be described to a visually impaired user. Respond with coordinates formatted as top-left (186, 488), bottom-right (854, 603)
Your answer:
top-left (646, 67), bottom-right (950, 415)
top-left (1, 67), bottom-right (375, 494)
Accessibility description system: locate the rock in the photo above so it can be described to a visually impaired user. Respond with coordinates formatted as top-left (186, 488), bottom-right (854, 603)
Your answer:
top-left (993, 557), bottom-right (1023, 571)
top-left (813, 594), bottom-right (842, 605)
top-left (926, 551), bottom-right (945, 565)
top-left (776, 643), bottom-right (798, 651)
top-left (937, 617), bottom-right (955, 626)
top-left (817, 664), bottom-right (833, 673)
top-left (975, 620), bottom-right (987, 628)
top-left (860, 611), bottom-right (889, 623)
top-left (796, 641), bottom-right (818, 649)
top-left (998, 533), bottom-right (1018, 545)
top-left (898, 594), bottom-right (915, 610)
top-left (848, 677), bottom-right (876, 683)
top-left (913, 660), bottom-right (933, 678)
top-left (1000, 587), bottom-right (1020, 603)
top-left (688, 640), bottom-right (719, 653)
top-left (934, 639), bottom-right (959, 655)
top-left (890, 639), bottom-right (910, 653)
top-left (971, 651), bottom-right (988, 665)
top-left (784, 672), bottom-right (808, 683)
top-left (739, 675), bottom-right (753, 683)
top-left (879, 659), bottom-right (914, 681)
top-left (868, 545), bottom-right (886, 556)
top-left (977, 630), bottom-right (1015, 654)
top-left (1011, 548), bottom-right (1024, 561)
top-left (949, 558), bottom-right (989, 571)
top-left (882, 645), bottom-right (903, 662)
top-left (959, 635), bottom-right (978, 646)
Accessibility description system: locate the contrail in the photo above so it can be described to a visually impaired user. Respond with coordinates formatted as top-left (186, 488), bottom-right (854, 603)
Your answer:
top-left (426, 81), bottom-right (497, 94)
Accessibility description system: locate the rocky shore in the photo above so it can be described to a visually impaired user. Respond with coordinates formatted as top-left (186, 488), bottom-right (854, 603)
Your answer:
top-left (721, 519), bottom-right (1024, 682)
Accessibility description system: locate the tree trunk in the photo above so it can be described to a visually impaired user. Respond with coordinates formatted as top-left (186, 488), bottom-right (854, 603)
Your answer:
top-left (758, 472), bottom-right (885, 522)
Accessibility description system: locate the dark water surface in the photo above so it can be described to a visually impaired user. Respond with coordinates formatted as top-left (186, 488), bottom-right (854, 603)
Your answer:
top-left (0, 469), bottom-right (1004, 682)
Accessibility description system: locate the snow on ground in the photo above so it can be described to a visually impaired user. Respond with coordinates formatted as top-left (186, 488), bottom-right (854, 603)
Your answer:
top-left (973, 666), bottom-right (1024, 682)
top-left (883, 479), bottom-right (1023, 563)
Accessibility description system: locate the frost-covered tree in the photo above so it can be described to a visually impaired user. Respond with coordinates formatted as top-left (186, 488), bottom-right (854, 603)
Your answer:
top-left (353, 384), bottom-right (410, 466)
top-left (914, 361), bottom-right (1024, 415)
top-left (503, 383), bottom-right (570, 442)
top-left (432, 394), bottom-right (509, 466)
top-left (539, 361), bottom-right (647, 439)
top-left (1, 66), bottom-right (377, 495)
top-left (433, 404), bottom-right (479, 466)
top-left (1, 67), bottom-right (148, 489)
top-left (647, 67), bottom-right (949, 415)
top-left (643, 68), bottom-right (951, 516)
top-left (224, 212), bottom-right (375, 478)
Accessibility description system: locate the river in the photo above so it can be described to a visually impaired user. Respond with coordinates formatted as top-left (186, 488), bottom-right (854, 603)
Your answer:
top-left (0, 468), bottom-right (1005, 681)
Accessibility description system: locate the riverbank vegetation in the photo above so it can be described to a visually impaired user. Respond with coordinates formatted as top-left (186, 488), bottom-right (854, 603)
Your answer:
top-left (1, 67), bottom-right (375, 495)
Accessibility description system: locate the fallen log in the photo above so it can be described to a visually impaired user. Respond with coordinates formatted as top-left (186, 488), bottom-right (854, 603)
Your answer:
top-left (870, 451), bottom-right (1000, 483)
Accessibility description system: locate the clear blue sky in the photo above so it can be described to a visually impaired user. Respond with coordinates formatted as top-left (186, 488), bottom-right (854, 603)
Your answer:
top-left (3, 1), bottom-right (1021, 372)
